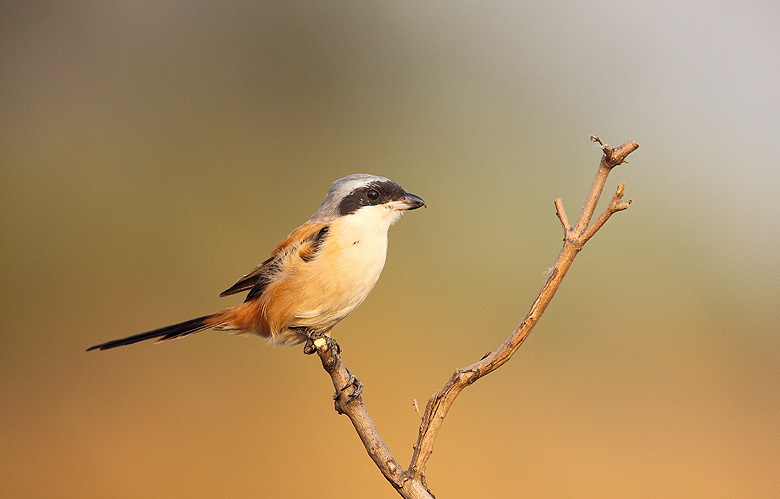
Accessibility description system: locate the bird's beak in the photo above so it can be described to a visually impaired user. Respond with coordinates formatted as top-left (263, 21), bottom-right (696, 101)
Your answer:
top-left (389, 192), bottom-right (426, 211)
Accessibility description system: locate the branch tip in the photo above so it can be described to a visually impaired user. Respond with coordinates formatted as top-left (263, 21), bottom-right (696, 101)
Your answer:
top-left (609, 140), bottom-right (639, 167)
top-left (554, 198), bottom-right (570, 233)
top-left (591, 136), bottom-right (638, 169)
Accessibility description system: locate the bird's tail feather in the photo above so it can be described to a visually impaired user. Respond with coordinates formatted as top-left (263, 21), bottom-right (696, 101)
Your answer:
top-left (86, 312), bottom-right (227, 351)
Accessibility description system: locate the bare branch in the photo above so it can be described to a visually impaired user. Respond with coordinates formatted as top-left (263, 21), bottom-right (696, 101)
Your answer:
top-left (311, 339), bottom-right (411, 491)
top-left (555, 198), bottom-right (571, 235)
top-left (580, 183), bottom-right (632, 245)
top-left (311, 136), bottom-right (639, 499)
top-left (407, 136), bottom-right (638, 489)
top-left (312, 338), bottom-right (434, 498)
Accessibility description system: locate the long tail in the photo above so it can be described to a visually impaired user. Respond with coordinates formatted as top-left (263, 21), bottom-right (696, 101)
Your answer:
top-left (86, 312), bottom-right (227, 351)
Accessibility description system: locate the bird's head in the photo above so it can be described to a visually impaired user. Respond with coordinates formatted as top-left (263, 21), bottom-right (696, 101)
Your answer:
top-left (313, 174), bottom-right (425, 227)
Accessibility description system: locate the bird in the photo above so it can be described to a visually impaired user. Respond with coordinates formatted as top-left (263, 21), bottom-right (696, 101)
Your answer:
top-left (87, 174), bottom-right (425, 352)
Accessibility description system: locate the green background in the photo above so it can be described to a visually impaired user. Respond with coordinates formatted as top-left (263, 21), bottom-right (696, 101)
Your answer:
top-left (2, 1), bottom-right (778, 497)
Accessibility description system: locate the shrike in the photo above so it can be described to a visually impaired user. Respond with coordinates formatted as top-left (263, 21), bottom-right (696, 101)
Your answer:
top-left (87, 174), bottom-right (424, 352)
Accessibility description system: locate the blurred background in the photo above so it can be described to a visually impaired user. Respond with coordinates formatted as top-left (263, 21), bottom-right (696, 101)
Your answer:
top-left (2, 1), bottom-right (779, 497)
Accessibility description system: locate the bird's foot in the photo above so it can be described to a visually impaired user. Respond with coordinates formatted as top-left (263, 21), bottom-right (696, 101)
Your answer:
top-left (334, 368), bottom-right (363, 406)
top-left (302, 337), bottom-right (317, 355)
top-left (302, 330), bottom-right (340, 355)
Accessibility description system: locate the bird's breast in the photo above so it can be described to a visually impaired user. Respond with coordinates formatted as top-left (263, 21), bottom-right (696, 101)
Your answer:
top-left (258, 208), bottom-right (398, 344)
top-left (289, 214), bottom-right (390, 324)
top-left (316, 216), bottom-right (389, 296)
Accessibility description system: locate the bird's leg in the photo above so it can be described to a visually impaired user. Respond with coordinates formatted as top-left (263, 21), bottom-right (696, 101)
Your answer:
top-left (297, 328), bottom-right (358, 405)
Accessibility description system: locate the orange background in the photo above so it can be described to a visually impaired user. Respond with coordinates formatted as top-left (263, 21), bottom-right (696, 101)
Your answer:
top-left (2, 2), bottom-right (779, 497)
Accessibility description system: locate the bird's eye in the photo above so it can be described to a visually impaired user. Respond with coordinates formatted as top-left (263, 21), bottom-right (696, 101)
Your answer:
top-left (367, 189), bottom-right (379, 201)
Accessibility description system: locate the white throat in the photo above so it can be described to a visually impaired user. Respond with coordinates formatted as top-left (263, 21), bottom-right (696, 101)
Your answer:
top-left (326, 204), bottom-right (403, 294)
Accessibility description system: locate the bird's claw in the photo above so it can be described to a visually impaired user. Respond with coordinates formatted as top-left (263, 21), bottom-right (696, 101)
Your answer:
top-left (334, 371), bottom-right (363, 406)
top-left (302, 330), bottom-right (341, 355)
top-left (302, 337), bottom-right (317, 355)
top-left (326, 336), bottom-right (341, 355)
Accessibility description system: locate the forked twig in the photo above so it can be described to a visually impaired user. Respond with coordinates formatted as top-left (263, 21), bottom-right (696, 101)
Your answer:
top-left (314, 137), bottom-right (639, 498)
